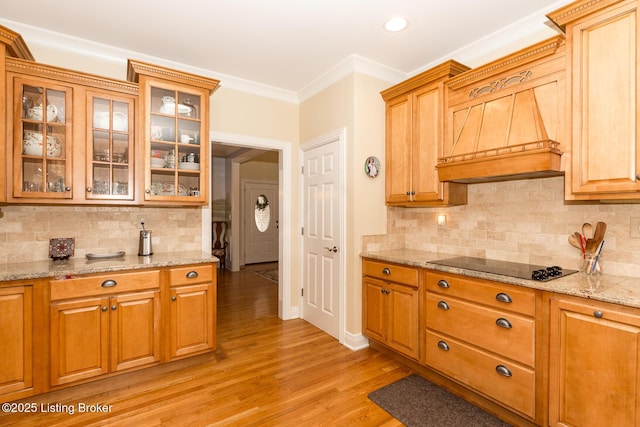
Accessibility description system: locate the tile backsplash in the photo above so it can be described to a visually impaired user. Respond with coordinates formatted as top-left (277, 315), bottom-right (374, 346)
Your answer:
top-left (0, 205), bottom-right (204, 263)
top-left (363, 176), bottom-right (640, 278)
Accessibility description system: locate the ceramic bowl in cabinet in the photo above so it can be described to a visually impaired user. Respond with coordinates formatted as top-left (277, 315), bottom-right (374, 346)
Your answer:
top-left (178, 162), bottom-right (200, 171)
top-left (27, 104), bottom-right (58, 122)
top-left (23, 131), bottom-right (62, 157)
top-left (94, 111), bottom-right (128, 131)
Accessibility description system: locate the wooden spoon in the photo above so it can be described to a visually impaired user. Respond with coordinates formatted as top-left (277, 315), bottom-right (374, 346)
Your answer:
top-left (568, 232), bottom-right (582, 250)
top-left (582, 222), bottom-right (593, 240)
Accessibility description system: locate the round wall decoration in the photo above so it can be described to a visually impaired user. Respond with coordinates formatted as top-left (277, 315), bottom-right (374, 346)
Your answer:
top-left (364, 156), bottom-right (380, 178)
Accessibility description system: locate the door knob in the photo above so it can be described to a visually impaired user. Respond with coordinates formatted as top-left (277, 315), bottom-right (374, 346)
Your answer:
top-left (324, 246), bottom-right (338, 253)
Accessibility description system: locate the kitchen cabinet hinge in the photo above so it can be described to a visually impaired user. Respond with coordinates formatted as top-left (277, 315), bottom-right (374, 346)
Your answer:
top-left (301, 288), bottom-right (304, 297)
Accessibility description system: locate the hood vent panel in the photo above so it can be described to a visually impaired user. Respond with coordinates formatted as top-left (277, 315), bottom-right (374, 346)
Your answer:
top-left (438, 36), bottom-right (566, 183)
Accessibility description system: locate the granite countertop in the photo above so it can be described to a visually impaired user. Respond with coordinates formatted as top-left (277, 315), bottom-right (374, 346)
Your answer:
top-left (0, 251), bottom-right (218, 282)
top-left (362, 249), bottom-right (640, 310)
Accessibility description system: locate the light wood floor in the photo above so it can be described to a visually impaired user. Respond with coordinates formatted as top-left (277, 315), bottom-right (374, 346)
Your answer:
top-left (2, 264), bottom-right (410, 426)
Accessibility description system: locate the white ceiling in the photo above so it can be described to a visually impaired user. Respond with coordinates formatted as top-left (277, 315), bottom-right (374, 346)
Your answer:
top-left (2, 0), bottom-right (568, 97)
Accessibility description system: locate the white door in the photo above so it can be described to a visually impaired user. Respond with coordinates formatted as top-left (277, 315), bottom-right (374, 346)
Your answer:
top-left (243, 181), bottom-right (279, 264)
top-left (302, 131), bottom-right (344, 340)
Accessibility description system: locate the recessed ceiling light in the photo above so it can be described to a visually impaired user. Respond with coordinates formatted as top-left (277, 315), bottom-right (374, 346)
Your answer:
top-left (384, 17), bottom-right (408, 32)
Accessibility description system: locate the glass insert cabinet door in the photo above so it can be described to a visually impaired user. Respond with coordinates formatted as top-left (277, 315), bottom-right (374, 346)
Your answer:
top-left (86, 93), bottom-right (135, 200)
top-left (147, 84), bottom-right (203, 200)
top-left (14, 78), bottom-right (72, 198)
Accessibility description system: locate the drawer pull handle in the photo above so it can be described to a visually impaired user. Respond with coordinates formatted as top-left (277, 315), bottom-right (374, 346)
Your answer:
top-left (186, 271), bottom-right (199, 279)
top-left (101, 279), bottom-right (117, 288)
top-left (594, 310), bottom-right (604, 318)
top-left (101, 306), bottom-right (108, 312)
top-left (437, 301), bottom-right (450, 310)
top-left (495, 292), bottom-right (512, 303)
top-left (496, 318), bottom-right (512, 329)
top-left (437, 341), bottom-right (450, 351)
top-left (496, 365), bottom-right (512, 377)
top-left (437, 279), bottom-right (450, 289)
top-left (382, 267), bottom-right (391, 275)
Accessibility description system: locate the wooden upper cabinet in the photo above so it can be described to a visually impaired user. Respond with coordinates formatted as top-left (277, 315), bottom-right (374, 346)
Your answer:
top-left (127, 60), bottom-right (219, 206)
top-left (381, 60), bottom-right (469, 207)
top-left (9, 76), bottom-right (74, 200)
top-left (85, 91), bottom-right (136, 201)
top-left (548, 0), bottom-right (640, 200)
top-left (4, 58), bottom-right (140, 205)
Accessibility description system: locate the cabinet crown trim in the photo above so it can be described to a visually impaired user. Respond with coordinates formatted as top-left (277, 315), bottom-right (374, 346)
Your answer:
top-left (0, 24), bottom-right (34, 60)
top-left (446, 36), bottom-right (565, 91)
top-left (380, 60), bottom-right (470, 101)
top-left (6, 58), bottom-right (139, 94)
top-left (547, 0), bottom-right (625, 29)
top-left (127, 59), bottom-right (220, 92)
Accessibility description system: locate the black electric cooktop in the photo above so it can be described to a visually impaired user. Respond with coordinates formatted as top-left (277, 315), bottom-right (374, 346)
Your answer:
top-left (429, 256), bottom-right (578, 282)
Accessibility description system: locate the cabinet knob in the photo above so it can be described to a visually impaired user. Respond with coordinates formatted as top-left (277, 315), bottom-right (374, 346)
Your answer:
top-left (111, 304), bottom-right (117, 311)
top-left (186, 271), bottom-right (199, 279)
top-left (495, 292), bottom-right (512, 303)
top-left (171, 296), bottom-right (177, 301)
top-left (437, 301), bottom-right (450, 310)
top-left (593, 310), bottom-right (604, 318)
top-left (86, 187), bottom-right (92, 192)
top-left (637, 174), bottom-right (640, 180)
top-left (145, 189), bottom-right (151, 194)
top-left (437, 341), bottom-right (450, 351)
top-left (382, 267), bottom-right (391, 275)
top-left (101, 306), bottom-right (108, 312)
top-left (495, 318), bottom-right (512, 329)
top-left (495, 365), bottom-right (513, 377)
top-left (437, 279), bottom-right (450, 289)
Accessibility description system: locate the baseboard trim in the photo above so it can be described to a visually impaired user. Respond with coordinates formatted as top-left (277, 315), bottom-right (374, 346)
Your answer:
top-left (342, 331), bottom-right (369, 351)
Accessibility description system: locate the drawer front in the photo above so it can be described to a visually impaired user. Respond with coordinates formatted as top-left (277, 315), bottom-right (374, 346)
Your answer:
top-left (169, 264), bottom-right (214, 286)
top-left (426, 271), bottom-right (535, 316)
top-left (362, 259), bottom-right (419, 287)
top-left (426, 292), bottom-right (535, 366)
top-left (50, 270), bottom-right (160, 300)
top-left (426, 330), bottom-right (535, 418)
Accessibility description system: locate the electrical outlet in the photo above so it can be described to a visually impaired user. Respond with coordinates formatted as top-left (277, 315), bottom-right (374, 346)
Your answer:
top-left (631, 217), bottom-right (640, 238)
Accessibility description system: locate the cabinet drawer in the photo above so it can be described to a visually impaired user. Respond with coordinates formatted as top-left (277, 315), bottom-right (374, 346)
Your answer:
top-left (169, 264), bottom-right (214, 286)
top-left (426, 330), bottom-right (535, 418)
top-left (426, 292), bottom-right (535, 366)
top-left (50, 270), bottom-right (160, 300)
top-left (363, 259), bottom-right (419, 287)
top-left (426, 271), bottom-right (535, 316)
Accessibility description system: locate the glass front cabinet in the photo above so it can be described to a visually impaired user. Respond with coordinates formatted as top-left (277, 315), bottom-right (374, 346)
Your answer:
top-left (13, 77), bottom-right (73, 199)
top-left (127, 60), bottom-right (219, 205)
top-left (86, 92), bottom-right (135, 201)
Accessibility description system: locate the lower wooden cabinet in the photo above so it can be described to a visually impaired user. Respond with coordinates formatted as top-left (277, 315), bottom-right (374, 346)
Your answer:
top-left (50, 271), bottom-right (161, 386)
top-left (0, 285), bottom-right (33, 397)
top-left (425, 271), bottom-right (538, 420)
top-left (548, 294), bottom-right (640, 427)
top-left (362, 260), bottom-right (420, 361)
top-left (167, 264), bottom-right (216, 359)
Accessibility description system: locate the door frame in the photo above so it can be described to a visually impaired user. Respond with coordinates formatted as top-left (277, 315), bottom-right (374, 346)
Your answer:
top-left (210, 131), bottom-right (294, 321)
top-left (299, 128), bottom-right (347, 343)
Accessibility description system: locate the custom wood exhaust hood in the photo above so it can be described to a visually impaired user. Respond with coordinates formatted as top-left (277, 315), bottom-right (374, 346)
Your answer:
top-left (437, 36), bottom-right (567, 183)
